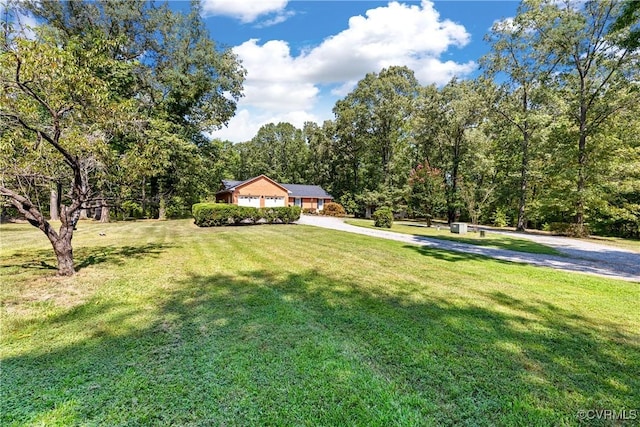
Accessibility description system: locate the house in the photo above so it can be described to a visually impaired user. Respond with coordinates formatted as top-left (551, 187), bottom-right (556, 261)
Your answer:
top-left (215, 175), bottom-right (333, 211)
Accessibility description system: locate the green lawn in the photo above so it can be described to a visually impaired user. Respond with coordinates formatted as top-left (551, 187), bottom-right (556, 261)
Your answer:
top-left (346, 218), bottom-right (562, 256)
top-left (1, 219), bottom-right (638, 426)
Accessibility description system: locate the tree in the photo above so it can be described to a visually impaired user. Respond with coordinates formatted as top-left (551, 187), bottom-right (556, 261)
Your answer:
top-left (1, 30), bottom-right (133, 275)
top-left (481, 11), bottom-right (556, 231)
top-left (333, 66), bottom-right (419, 196)
top-left (610, 0), bottom-right (640, 49)
top-left (26, 0), bottom-right (245, 218)
top-left (521, 0), bottom-right (639, 235)
top-left (437, 79), bottom-right (484, 224)
top-left (408, 160), bottom-right (446, 225)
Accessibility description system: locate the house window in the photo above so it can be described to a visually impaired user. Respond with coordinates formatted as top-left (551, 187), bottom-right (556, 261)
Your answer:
top-left (294, 198), bottom-right (301, 207)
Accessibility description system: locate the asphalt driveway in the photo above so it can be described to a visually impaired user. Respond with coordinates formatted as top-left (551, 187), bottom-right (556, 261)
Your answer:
top-left (296, 215), bottom-right (640, 282)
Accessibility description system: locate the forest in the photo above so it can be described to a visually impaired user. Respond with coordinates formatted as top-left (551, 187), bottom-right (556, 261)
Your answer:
top-left (2, 0), bottom-right (639, 277)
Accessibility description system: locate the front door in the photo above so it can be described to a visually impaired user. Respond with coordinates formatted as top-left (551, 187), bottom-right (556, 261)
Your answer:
top-left (317, 199), bottom-right (324, 212)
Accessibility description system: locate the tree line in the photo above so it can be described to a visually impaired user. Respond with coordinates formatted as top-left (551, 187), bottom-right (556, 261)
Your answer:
top-left (233, 0), bottom-right (640, 239)
top-left (1, 0), bottom-right (638, 276)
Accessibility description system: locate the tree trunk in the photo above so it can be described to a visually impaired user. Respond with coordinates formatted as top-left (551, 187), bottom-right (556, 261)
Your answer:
top-left (575, 103), bottom-right (588, 236)
top-left (158, 194), bottom-right (167, 221)
top-left (79, 209), bottom-right (88, 220)
top-left (50, 187), bottom-right (60, 221)
top-left (53, 235), bottom-right (75, 276)
top-left (516, 128), bottom-right (529, 232)
top-left (100, 199), bottom-right (110, 223)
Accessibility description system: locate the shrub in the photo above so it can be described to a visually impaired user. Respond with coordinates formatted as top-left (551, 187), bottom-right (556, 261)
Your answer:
top-left (547, 222), bottom-right (590, 237)
top-left (492, 208), bottom-right (509, 228)
top-left (302, 208), bottom-right (317, 215)
top-left (276, 206), bottom-right (302, 223)
top-left (121, 200), bottom-right (144, 219)
top-left (321, 202), bottom-right (346, 217)
top-left (373, 207), bottom-right (393, 228)
top-left (192, 203), bottom-right (300, 227)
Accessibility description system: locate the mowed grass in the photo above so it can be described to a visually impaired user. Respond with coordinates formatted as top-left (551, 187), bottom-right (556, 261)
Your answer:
top-left (346, 218), bottom-right (562, 256)
top-left (1, 220), bottom-right (639, 426)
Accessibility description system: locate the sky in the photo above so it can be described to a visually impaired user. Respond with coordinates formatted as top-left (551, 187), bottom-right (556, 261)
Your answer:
top-left (195, 0), bottom-right (520, 143)
top-left (4, 0), bottom-right (520, 142)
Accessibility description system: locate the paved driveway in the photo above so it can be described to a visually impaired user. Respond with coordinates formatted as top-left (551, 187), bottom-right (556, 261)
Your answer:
top-left (296, 215), bottom-right (640, 282)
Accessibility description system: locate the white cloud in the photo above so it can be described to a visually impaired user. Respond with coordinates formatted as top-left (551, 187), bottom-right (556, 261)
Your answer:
top-left (212, 108), bottom-right (319, 142)
top-left (212, 0), bottom-right (476, 142)
top-left (201, 0), bottom-right (289, 24)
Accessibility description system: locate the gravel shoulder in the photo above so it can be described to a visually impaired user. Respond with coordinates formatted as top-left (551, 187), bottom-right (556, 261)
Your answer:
top-left (296, 215), bottom-right (640, 283)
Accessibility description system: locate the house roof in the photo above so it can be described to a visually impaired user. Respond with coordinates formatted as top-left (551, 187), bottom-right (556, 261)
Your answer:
top-left (217, 176), bottom-right (333, 199)
top-left (217, 175), bottom-right (290, 194)
top-left (281, 184), bottom-right (333, 199)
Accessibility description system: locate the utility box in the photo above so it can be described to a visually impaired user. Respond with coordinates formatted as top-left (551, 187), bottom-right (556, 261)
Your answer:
top-left (450, 222), bottom-right (468, 234)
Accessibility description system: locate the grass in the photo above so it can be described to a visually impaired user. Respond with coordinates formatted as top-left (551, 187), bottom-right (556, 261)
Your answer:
top-left (345, 218), bottom-right (562, 256)
top-left (1, 219), bottom-right (639, 426)
top-left (581, 235), bottom-right (640, 253)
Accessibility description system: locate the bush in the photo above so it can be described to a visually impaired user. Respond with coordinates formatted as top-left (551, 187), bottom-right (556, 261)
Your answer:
top-left (321, 202), bottom-right (346, 217)
top-left (121, 200), bottom-right (144, 219)
top-left (192, 203), bottom-right (300, 227)
top-left (547, 222), bottom-right (590, 237)
top-left (492, 208), bottom-right (509, 228)
top-left (373, 207), bottom-right (393, 228)
top-left (302, 208), bottom-right (317, 215)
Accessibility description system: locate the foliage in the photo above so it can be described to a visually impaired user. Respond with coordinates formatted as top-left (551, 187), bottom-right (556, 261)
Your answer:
top-left (408, 160), bottom-right (446, 224)
top-left (492, 208), bottom-right (509, 228)
top-left (231, 122), bottom-right (309, 183)
top-left (192, 203), bottom-right (301, 227)
top-left (0, 26), bottom-right (135, 275)
top-left (321, 202), bottom-right (346, 217)
top-left (546, 222), bottom-right (591, 238)
top-left (338, 193), bottom-right (359, 216)
top-left (372, 207), bottom-right (393, 228)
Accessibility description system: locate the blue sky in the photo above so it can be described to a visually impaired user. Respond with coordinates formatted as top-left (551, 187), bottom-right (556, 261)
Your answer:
top-left (7, 0), bottom-right (519, 142)
top-left (198, 0), bottom-right (521, 142)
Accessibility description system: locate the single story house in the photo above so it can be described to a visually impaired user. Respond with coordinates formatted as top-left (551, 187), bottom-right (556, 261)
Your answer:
top-left (215, 175), bottom-right (333, 211)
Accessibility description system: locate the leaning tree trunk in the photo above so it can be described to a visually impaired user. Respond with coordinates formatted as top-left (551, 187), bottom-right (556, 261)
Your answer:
top-left (0, 187), bottom-right (78, 276)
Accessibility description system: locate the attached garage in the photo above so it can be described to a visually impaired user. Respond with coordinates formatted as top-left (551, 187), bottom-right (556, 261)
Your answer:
top-left (264, 196), bottom-right (285, 207)
top-left (238, 196), bottom-right (261, 208)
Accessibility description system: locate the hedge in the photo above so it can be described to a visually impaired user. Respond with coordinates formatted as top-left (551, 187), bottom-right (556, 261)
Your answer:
top-left (192, 203), bottom-right (301, 227)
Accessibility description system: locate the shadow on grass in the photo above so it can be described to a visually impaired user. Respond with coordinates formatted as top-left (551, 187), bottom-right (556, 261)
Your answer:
top-left (2, 269), bottom-right (638, 425)
top-left (402, 244), bottom-right (520, 266)
top-left (350, 221), bottom-right (560, 256)
top-left (1, 243), bottom-right (173, 273)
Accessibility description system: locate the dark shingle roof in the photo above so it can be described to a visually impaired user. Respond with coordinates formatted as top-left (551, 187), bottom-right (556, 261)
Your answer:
top-left (221, 179), bottom-right (245, 190)
top-left (281, 184), bottom-right (333, 199)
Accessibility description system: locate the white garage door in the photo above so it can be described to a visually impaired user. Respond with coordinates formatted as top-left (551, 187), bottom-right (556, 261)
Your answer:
top-left (264, 196), bottom-right (285, 207)
top-left (238, 196), bottom-right (260, 207)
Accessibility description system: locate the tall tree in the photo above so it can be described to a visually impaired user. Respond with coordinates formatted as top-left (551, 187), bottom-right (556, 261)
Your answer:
top-left (333, 66), bottom-right (419, 194)
top-left (521, 0), bottom-right (639, 235)
top-left (26, 0), bottom-right (246, 218)
top-left (437, 79), bottom-right (484, 224)
top-left (481, 12), bottom-right (556, 231)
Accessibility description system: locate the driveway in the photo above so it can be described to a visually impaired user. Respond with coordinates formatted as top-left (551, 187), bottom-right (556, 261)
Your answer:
top-left (296, 215), bottom-right (640, 282)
